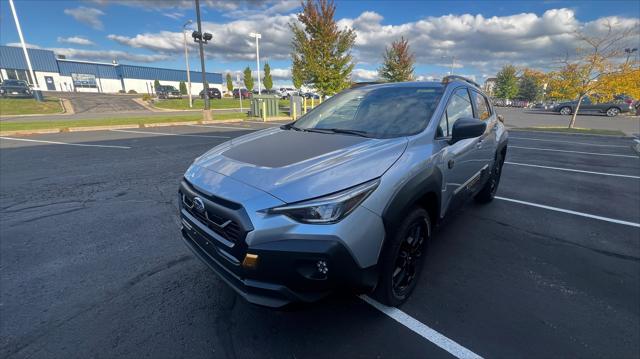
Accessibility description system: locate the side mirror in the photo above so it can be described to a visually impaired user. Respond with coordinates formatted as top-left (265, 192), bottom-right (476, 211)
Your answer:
top-left (451, 117), bottom-right (486, 144)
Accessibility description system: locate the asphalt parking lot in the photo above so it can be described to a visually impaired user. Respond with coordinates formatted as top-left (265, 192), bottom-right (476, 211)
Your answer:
top-left (1, 121), bottom-right (639, 358)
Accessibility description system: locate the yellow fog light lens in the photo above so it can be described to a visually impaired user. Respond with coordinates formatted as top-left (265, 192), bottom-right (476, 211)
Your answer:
top-left (242, 253), bottom-right (259, 269)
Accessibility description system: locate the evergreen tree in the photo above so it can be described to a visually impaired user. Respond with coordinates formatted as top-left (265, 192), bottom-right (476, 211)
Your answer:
top-left (243, 67), bottom-right (254, 92)
top-left (226, 73), bottom-right (233, 92)
top-left (179, 81), bottom-right (187, 95)
top-left (263, 63), bottom-right (273, 91)
top-left (290, 0), bottom-right (356, 97)
top-left (153, 79), bottom-right (161, 90)
top-left (517, 70), bottom-right (544, 101)
top-left (378, 37), bottom-right (415, 82)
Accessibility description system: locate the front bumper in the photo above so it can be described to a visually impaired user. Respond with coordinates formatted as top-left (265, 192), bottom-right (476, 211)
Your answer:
top-left (178, 176), bottom-right (381, 307)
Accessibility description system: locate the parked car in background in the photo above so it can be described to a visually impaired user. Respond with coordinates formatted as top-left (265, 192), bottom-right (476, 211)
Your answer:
top-left (553, 96), bottom-right (634, 117)
top-left (261, 89), bottom-right (283, 97)
top-left (178, 76), bottom-right (508, 308)
top-left (303, 92), bottom-right (320, 99)
top-left (199, 88), bottom-right (221, 99)
top-left (279, 87), bottom-right (296, 98)
top-left (233, 88), bottom-right (251, 99)
top-left (156, 85), bottom-right (182, 99)
top-left (0, 79), bottom-right (33, 98)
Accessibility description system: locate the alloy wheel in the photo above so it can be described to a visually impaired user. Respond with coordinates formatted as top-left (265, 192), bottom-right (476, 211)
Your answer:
top-left (606, 108), bottom-right (619, 117)
top-left (392, 219), bottom-right (428, 297)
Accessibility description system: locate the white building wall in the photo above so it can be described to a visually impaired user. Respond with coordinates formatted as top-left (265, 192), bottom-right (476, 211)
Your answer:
top-left (34, 71), bottom-right (63, 91)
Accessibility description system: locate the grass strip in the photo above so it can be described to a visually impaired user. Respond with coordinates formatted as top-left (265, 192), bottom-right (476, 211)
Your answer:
top-left (0, 98), bottom-right (63, 116)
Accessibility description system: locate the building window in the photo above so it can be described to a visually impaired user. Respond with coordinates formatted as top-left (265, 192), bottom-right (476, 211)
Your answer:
top-left (71, 73), bottom-right (97, 88)
top-left (6, 69), bottom-right (33, 85)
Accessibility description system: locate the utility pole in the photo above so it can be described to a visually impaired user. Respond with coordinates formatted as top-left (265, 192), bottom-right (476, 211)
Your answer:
top-left (9, 0), bottom-right (42, 101)
top-left (450, 56), bottom-right (456, 76)
top-left (250, 32), bottom-right (262, 94)
top-left (183, 20), bottom-right (193, 108)
top-left (194, 0), bottom-right (210, 119)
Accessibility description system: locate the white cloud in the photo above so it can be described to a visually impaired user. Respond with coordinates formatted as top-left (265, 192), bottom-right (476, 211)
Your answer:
top-left (162, 12), bottom-right (185, 20)
top-left (64, 7), bottom-right (105, 30)
top-left (6, 42), bottom-right (42, 49)
top-left (57, 36), bottom-right (94, 46)
top-left (352, 68), bottom-right (379, 81)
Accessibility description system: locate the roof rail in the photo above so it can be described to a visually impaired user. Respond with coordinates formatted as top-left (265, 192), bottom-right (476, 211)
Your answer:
top-left (442, 75), bottom-right (480, 88)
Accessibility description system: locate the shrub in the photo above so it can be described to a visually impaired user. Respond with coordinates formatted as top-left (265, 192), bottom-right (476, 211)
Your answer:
top-left (142, 94), bottom-right (151, 101)
top-left (118, 90), bottom-right (126, 94)
top-left (128, 90), bottom-right (138, 94)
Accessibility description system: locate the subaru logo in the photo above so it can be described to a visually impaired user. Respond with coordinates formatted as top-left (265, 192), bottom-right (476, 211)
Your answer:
top-left (193, 197), bottom-right (205, 212)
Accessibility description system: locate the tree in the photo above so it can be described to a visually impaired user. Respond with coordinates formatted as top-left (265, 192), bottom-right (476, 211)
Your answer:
top-left (290, 0), bottom-right (356, 97)
top-left (179, 81), bottom-right (187, 95)
top-left (549, 20), bottom-right (637, 128)
top-left (153, 79), bottom-right (161, 90)
top-left (243, 67), bottom-right (254, 92)
top-left (292, 62), bottom-right (303, 90)
top-left (494, 65), bottom-right (519, 99)
top-left (517, 69), bottom-right (545, 101)
top-left (378, 36), bottom-right (415, 82)
top-left (226, 73), bottom-right (233, 93)
top-left (263, 63), bottom-right (273, 90)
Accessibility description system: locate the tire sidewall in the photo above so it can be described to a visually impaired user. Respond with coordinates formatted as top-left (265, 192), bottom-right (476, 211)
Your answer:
top-left (376, 207), bottom-right (431, 306)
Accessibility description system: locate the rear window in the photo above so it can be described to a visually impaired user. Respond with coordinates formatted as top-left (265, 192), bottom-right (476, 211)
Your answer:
top-left (294, 86), bottom-right (444, 138)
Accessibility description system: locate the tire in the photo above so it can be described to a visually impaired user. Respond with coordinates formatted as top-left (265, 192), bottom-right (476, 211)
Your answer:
top-left (559, 106), bottom-right (572, 115)
top-left (606, 107), bottom-right (620, 117)
top-left (373, 207), bottom-right (431, 307)
top-left (475, 150), bottom-right (505, 203)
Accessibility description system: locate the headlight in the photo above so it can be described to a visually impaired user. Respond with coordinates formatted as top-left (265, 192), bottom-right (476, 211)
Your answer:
top-left (263, 179), bottom-right (380, 224)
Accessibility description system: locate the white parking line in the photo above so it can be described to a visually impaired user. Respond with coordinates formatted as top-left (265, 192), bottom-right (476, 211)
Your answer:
top-left (242, 120), bottom-right (282, 126)
top-left (510, 145), bottom-right (638, 159)
top-left (187, 124), bottom-right (255, 131)
top-left (109, 129), bottom-right (230, 138)
top-left (0, 136), bottom-right (131, 149)
top-left (360, 295), bottom-right (483, 359)
top-left (505, 161), bottom-right (640, 179)
top-left (509, 136), bottom-right (629, 148)
top-left (495, 196), bottom-right (640, 228)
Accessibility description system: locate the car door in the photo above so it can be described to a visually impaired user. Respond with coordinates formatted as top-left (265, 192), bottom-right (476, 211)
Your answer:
top-left (436, 87), bottom-right (488, 213)
top-left (471, 90), bottom-right (498, 168)
top-left (580, 96), bottom-right (596, 113)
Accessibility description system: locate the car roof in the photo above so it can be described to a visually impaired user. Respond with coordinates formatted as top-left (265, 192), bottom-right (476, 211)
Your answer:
top-left (355, 79), bottom-right (481, 92)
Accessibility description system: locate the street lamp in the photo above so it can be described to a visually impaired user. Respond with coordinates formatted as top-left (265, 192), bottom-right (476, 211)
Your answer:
top-left (441, 55), bottom-right (456, 76)
top-left (183, 19), bottom-right (193, 108)
top-left (249, 32), bottom-right (262, 95)
top-left (8, 0), bottom-right (42, 101)
top-left (192, 0), bottom-right (213, 117)
top-left (625, 48), bottom-right (638, 64)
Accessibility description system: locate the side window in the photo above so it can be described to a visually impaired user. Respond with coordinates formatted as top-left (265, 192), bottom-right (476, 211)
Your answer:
top-left (436, 113), bottom-right (448, 138)
top-left (446, 88), bottom-right (474, 130)
top-left (474, 92), bottom-right (491, 120)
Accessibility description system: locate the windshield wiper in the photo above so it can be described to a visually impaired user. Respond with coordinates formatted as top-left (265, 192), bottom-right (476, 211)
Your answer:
top-left (314, 128), bottom-right (373, 138)
top-left (280, 123), bottom-right (303, 131)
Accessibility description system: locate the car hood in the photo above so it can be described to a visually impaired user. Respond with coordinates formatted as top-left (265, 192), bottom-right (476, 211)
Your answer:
top-left (192, 127), bottom-right (408, 203)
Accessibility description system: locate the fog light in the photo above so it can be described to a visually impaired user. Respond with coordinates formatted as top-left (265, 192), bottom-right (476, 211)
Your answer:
top-left (242, 253), bottom-right (259, 269)
top-left (316, 260), bottom-right (328, 275)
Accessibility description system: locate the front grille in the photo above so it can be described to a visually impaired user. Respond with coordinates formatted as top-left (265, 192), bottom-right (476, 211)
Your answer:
top-left (182, 193), bottom-right (244, 243)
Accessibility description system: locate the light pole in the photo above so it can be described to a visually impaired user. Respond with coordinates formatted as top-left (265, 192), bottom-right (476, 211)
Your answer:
top-left (249, 32), bottom-right (262, 94)
top-left (625, 48), bottom-right (638, 65)
top-left (441, 55), bottom-right (456, 76)
top-left (192, 0), bottom-right (213, 119)
top-left (8, 0), bottom-right (42, 101)
top-left (183, 20), bottom-right (193, 108)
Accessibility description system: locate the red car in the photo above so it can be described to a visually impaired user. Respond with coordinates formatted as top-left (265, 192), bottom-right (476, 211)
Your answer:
top-left (233, 88), bottom-right (251, 99)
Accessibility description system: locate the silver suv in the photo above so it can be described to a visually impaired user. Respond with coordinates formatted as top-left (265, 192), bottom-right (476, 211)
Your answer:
top-left (179, 76), bottom-right (508, 307)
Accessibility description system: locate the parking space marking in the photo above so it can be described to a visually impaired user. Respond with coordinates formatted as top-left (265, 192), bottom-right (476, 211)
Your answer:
top-left (510, 145), bottom-right (639, 159)
top-left (187, 124), bottom-right (255, 131)
top-left (505, 161), bottom-right (640, 179)
top-left (509, 136), bottom-right (630, 148)
top-left (360, 295), bottom-right (483, 359)
top-left (109, 129), bottom-right (230, 139)
top-left (0, 136), bottom-right (131, 149)
top-left (495, 196), bottom-right (640, 228)
top-left (242, 120), bottom-right (282, 126)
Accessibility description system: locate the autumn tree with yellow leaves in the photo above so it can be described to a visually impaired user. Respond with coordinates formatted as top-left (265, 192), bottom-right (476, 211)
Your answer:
top-left (547, 20), bottom-right (638, 128)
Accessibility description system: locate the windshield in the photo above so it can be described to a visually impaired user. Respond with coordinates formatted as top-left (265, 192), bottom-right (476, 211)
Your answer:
top-left (293, 86), bottom-right (444, 138)
top-left (3, 80), bottom-right (27, 86)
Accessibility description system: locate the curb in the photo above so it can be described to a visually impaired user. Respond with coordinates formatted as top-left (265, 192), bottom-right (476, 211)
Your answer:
top-left (0, 117), bottom-right (287, 136)
top-left (508, 127), bottom-right (631, 138)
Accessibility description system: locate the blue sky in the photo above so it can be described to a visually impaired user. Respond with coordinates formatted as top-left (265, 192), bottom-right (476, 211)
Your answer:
top-left (1, 0), bottom-right (638, 85)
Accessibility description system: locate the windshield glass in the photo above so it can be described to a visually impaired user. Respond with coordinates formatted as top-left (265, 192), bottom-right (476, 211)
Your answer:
top-left (293, 86), bottom-right (444, 138)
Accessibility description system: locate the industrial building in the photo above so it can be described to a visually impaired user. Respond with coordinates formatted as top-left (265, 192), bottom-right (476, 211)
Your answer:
top-left (0, 45), bottom-right (222, 94)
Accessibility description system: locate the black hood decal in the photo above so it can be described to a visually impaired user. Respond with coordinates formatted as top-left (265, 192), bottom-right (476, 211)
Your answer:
top-left (222, 130), bottom-right (368, 168)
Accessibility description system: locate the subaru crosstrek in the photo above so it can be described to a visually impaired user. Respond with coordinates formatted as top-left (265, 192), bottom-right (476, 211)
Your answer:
top-left (179, 76), bottom-right (508, 307)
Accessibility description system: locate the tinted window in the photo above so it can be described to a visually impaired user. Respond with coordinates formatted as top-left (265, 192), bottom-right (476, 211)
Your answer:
top-left (473, 92), bottom-right (491, 120)
top-left (445, 88), bottom-right (473, 130)
top-left (294, 86), bottom-right (444, 138)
